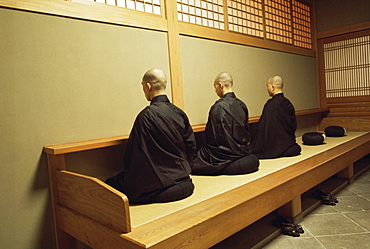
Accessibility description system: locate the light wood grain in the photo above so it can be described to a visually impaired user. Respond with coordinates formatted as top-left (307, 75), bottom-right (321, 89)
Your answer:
top-left (48, 132), bottom-right (370, 248)
top-left (0, 0), bottom-right (167, 31)
top-left (44, 134), bottom-right (129, 155)
top-left (46, 154), bottom-right (76, 249)
top-left (164, 0), bottom-right (184, 109)
top-left (57, 170), bottom-right (131, 233)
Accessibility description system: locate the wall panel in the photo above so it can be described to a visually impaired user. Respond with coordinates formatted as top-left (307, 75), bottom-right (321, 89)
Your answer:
top-left (180, 36), bottom-right (319, 125)
top-left (0, 8), bottom-right (169, 248)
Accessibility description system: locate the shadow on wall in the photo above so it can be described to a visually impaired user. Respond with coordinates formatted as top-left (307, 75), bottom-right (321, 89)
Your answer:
top-left (31, 145), bottom-right (126, 248)
top-left (32, 151), bottom-right (56, 248)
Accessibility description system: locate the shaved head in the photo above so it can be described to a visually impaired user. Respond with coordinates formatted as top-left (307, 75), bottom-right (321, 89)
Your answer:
top-left (268, 75), bottom-right (283, 90)
top-left (143, 68), bottom-right (167, 91)
top-left (214, 72), bottom-right (233, 88)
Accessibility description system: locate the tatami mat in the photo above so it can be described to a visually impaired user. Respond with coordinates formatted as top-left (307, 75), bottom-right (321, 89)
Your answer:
top-left (129, 132), bottom-right (367, 227)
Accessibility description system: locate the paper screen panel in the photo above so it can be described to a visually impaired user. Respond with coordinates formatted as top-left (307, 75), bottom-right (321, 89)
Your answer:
top-left (292, 0), bottom-right (312, 49)
top-left (177, 0), bottom-right (225, 30)
top-left (324, 35), bottom-right (370, 98)
top-left (88, 0), bottom-right (162, 15)
top-left (264, 0), bottom-right (292, 44)
top-left (227, 0), bottom-right (264, 38)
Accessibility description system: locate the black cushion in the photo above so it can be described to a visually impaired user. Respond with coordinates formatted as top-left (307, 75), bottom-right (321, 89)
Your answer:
top-left (302, 132), bottom-right (326, 145)
top-left (325, 126), bottom-right (346, 137)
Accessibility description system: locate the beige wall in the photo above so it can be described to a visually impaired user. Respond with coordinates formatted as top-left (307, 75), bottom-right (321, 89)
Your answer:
top-left (181, 36), bottom-right (319, 125)
top-left (5, 0), bottom-right (365, 247)
top-left (0, 8), bottom-right (170, 248)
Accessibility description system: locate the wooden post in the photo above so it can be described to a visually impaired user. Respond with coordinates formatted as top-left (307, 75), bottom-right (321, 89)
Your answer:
top-left (337, 163), bottom-right (355, 183)
top-left (164, 0), bottom-right (184, 109)
top-left (47, 154), bottom-right (76, 249)
top-left (278, 195), bottom-right (302, 220)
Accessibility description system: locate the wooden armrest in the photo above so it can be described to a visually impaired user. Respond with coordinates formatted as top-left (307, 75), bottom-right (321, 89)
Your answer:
top-left (44, 134), bottom-right (130, 155)
top-left (57, 170), bottom-right (131, 233)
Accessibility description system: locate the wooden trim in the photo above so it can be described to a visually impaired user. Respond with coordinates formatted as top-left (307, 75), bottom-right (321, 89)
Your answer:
top-left (0, 0), bottom-right (167, 32)
top-left (179, 22), bottom-right (316, 57)
top-left (191, 124), bottom-right (207, 133)
top-left (295, 108), bottom-right (327, 116)
top-left (43, 109), bottom-right (326, 155)
top-left (250, 108), bottom-right (328, 124)
top-left (43, 108), bottom-right (326, 156)
top-left (317, 38), bottom-right (328, 110)
top-left (310, 0), bottom-right (318, 53)
top-left (164, 0), bottom-right (184, 109)
top-left (44, 134), bottom-right (130, 155)
top-left (320, 28), bottom-right (370, 44)
top-left (327, 96), bottom-right (370, 104)
top-left (51, 132), bottom-right (370, 249)
top-left (223, 0), bottom-right (230, 32)
top-left (0, 0), bottom-right (315, 57)
top-left (317, 21), bottom-right (370, 39)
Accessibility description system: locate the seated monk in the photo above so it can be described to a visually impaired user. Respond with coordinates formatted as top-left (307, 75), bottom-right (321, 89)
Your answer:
top-left (106, 69), bottom-right (196, 204)
top-left (191, 72), bottom-right (259, 175)
top-left (251, 75), bottom-right (301, 159)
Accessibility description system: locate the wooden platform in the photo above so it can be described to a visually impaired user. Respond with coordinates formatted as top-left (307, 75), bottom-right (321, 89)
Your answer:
top-left (44, 132), bottom-right (370, 249)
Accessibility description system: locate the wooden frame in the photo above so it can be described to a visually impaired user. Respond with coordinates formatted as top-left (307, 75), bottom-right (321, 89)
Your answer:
top-left (317, 25), bottom-right (370, 105)
top-left (317, 25), bottom-right (370, 130)
top-left (0, 0), bottom-right (316, 57)
top-left (44, 131), bottom-right (370, 249)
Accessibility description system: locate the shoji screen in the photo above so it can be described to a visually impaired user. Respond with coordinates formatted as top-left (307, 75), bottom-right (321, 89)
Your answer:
top-left (324, 33), bottom-right (370, 98)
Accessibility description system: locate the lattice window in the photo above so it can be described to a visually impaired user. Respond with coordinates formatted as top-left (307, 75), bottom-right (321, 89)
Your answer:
top-left (265, 0), bottom-right (292, 44)
top-left (177, 0), bottom-right (225, 30)
top-left (86, 0), bottom-right (313, 50)
top-left (292, 0), bottom-right (312, 49)
top-left (324, 35), bottom-right (370, 98)
top-left (227, 0), bottom-right (264, 38)
top-left (87, 0), bottom-right (162, 15)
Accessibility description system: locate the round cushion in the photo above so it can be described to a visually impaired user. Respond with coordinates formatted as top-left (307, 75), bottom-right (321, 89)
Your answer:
top-left (302, 132), bottom-right (326, 145)
top-left (325, 126), bottom-right (346, 137)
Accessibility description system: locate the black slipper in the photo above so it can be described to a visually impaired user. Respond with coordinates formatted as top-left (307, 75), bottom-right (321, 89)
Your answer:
top-left (281, 225), bottom-right (301, 237)
top-left (312, 190), bottom-right (338, 205)
top-left (272, 215), bottom-right (304, 236)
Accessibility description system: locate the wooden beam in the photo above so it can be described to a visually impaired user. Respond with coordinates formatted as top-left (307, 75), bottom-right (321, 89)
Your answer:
top-left (317, 21), bottom-right (370, 39)
top-left (164, 0), bottom-right (184, 109)
top-left (0, 0), bottom-right (167, 31)
top-left (44, 134), bottom-right (129, 155)
top-left (179, 22), bottom-right (316, 58)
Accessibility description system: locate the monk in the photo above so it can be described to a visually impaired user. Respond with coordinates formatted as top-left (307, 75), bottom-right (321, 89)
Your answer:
top-left (191, 72), bottom-right (259, 175)
top-left (106, 69), bottom-right (196, 204)
top-left (251, 75), bottom-right (301, 159)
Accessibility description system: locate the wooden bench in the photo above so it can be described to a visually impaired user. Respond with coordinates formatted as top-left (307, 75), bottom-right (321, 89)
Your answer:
top-left (44, 130), bottom-right (370, 249)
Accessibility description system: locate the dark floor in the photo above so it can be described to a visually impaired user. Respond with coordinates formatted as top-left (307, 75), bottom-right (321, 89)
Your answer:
top-left (212, 155), bottom-right (370, 249)
top-left (262, 168), bottom-right (370, 249)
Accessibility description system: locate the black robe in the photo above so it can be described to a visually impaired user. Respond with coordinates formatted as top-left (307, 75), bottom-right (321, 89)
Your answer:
top-left (112, 95), bottom-right (196, 203)
top-left (251, 93), bottom-right (299, 159)
top-left (191, 92), bottom-right (252, 174)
